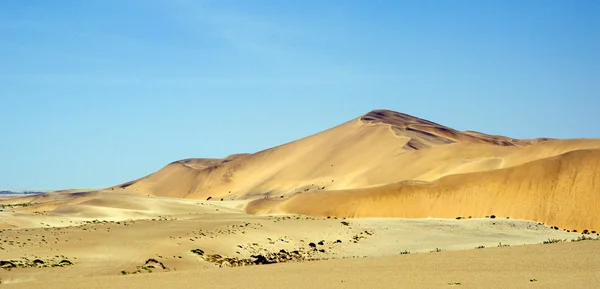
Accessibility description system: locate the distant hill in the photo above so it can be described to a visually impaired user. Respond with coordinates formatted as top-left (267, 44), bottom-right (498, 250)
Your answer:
top-left (0, 190), bottom-right (45, 196)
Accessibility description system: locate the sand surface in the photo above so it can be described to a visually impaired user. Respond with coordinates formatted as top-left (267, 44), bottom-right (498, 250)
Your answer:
top-left (1, 191), bottom-right (599, 287)
top-left (2, 109), bottom-right (599, 287)
top-left (5, 241), bottom-right (599, 289)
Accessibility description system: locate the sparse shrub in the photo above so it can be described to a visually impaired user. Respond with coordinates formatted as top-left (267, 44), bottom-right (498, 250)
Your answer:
top-left (399, 250), bottom-right (410, 255)
top-left (475, 245), bottom-right (485, 249)
top-left (121, 270), bottom-right (127, 275)
top-left (490, 215), bottom-right (496, 219)
top-left (456, 217), bottom-right (462, 220)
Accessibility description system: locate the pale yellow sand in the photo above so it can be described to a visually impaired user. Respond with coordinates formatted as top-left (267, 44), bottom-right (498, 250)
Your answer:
top-left (6, 241), bottom-right (599, 289)
top-left (1, 192), bottom-right (599, 287)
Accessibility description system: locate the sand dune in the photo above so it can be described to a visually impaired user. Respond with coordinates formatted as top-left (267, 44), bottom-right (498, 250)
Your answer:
top-left (103, 109), bottom-right (600, 231)
top-left (113, 110), bottom-right (600, 197)
top-left (248, 149), bottom-right (600, 231)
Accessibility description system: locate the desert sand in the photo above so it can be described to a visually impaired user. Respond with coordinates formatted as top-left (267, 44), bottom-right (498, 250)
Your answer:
top-left (1, 110), bottom-right (599, 287)
top-left (1, 191), bottom-right (599, 288)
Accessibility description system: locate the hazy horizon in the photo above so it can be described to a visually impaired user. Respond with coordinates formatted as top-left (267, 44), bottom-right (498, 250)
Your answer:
top-left (1, 0), bottom-right (599, 190)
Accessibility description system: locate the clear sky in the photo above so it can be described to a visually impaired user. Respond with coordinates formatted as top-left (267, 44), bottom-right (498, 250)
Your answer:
top-left (1, 0), bottom-right (599, 191)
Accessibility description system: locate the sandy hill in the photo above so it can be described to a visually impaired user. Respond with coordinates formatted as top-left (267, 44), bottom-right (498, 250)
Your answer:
top-left (108, 109), bottom-right (600, 231)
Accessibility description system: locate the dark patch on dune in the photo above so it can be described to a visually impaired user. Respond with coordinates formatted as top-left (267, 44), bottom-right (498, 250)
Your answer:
top-left (119, 181), bottom-right (135, 189)
top-left (70, 191), bottom-right (94, 197)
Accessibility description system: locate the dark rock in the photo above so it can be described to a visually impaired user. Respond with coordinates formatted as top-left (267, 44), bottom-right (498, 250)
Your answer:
top-left (0, 260), bottom-right (16, 269)
top-left (145, 258), bottom-right (166, 269)
top-left (58, 259), bottom-right (73, 266)
top-left (251, 255), bottom-right (276, 265)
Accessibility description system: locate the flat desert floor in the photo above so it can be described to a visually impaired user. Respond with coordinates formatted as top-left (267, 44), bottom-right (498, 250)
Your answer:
top-left (1, 191), bottom-right (599, 288)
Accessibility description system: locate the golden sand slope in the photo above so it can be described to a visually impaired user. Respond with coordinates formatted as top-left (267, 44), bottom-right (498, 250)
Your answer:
top-left (112, 110), bottom-right (600, 198)
top-left (105, 109), bottom-right (600, 231)
top-left (248, 149), bottom-right (600, 231)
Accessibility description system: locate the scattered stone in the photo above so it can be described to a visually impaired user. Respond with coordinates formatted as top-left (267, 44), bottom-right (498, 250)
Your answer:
top-left (144, 258), bottom-right (166, 269)
top-left (0, 261), bottom-right (16, 269)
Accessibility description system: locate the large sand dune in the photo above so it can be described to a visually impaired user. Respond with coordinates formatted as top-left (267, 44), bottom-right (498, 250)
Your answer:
top-left (108, 110), bottom-right (600, 231)
top-left (2, 109), bottom-right (600, 287)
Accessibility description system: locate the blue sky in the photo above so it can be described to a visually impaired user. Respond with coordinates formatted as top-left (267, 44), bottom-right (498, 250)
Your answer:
top-left (1, 0), bottom-right (599, 190)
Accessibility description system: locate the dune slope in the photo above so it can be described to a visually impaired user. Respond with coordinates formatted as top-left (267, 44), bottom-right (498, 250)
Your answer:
top-left (112, 110), bottom-right (600, 197)
top-left (248, 149), bottom-right (600, 231)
